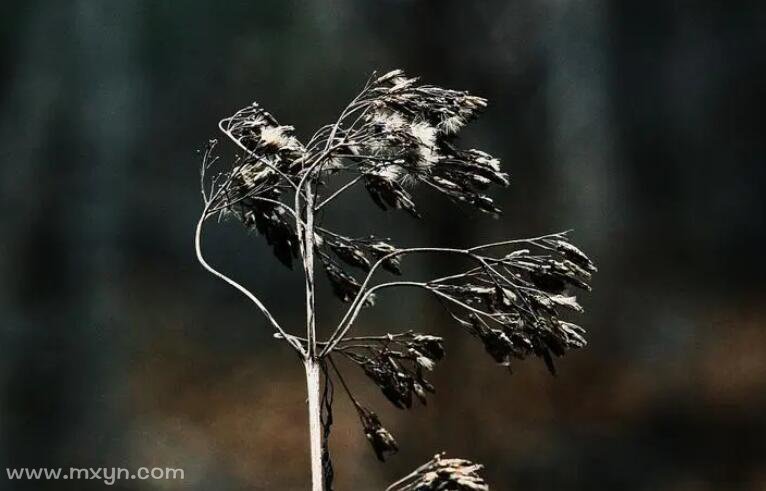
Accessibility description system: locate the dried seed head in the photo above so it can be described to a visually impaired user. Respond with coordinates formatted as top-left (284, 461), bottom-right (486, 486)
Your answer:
top-left (311, 235), bottom-right (404, 306)
top-left (364, 172), bottom-right (420, 217)
top-left (259, 125), bottom-right (301, 151)
top-left (223, 103), bottom-right (304, 163)
top-left (319, 255), bottom-right (375, 305)
top-left (201, 71), bottom-right (596, 485)
top-left (340, 333), bottom-right (444, 409)
top-left (429, 232), bottom-right (594, 374)
top-left (438, 114), bottom-right (466, 134)
top-left (326, 237), bottom-right (372, 272)
top-left (359, 407), bottom-right (398, 462)
top-left (551, 238), bottom-right (597, 273)
top-left (362, 355), bottom-right (415, 409)
top-left (323, 70), bottom-right (510, 217)
top-left (367, 240), bottom-right (403, 275)
top-left (410, 121), bottom-right (439, 167)
top-left (556, 320), bottom-right (587, 348)
top-left (410, 334), bottom-right (445, 362)
top-left (388, 452), bottom-right (489, 491)
top-left (415, 355), bottom-right (435, 371)
top-left (248, 202), bottom-right (299, 268)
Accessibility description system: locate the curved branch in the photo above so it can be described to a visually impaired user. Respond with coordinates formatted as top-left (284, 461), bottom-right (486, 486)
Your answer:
top-left (467, 231), bottom-right (571, 252)
top-left (195, 205), bottom-right (306, 356)
top-left (369, 281), bottom-right (501, 322)
top-left (321, 279), bottom-right (506, 358)
top-left (320, 247), bottom-right (500, 356)
top-left (319, 232), bottom-right (571, 358)
top-left (199, 141), bottom-right (219, 204)
top-left (294, 80), bottom-right (376, 224)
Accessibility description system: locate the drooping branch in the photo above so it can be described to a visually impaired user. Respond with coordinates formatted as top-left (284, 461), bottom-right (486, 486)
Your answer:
top-left (320, 244), bottom-right (531, 355)
top-left (327, 355), bottom-right (400, 461)
top-left (321, 232), bottom-right (595, 375)
top-left (196, 139), bottom-right (305, 354)
top-left (194, 204), bottom-right (305, 355)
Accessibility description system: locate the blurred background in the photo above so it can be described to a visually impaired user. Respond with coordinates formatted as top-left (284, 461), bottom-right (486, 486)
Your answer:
top-left (1, 1), bottom-right (765, 490)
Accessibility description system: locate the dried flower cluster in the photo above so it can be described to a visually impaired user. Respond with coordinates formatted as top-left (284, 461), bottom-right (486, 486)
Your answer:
top-left (426, 233), bottom-right (596, 375)
top-left (204, 69), bottom-right (512, 305)
top-left (325, 332), bottom-right (444, 462)
top-left (196, 69), bottom-right (596, 490)
top-left (386, 453), bottom-right (489, 491)
top-left (359, 406), bottom-right (399, 462)
top-left (339, 332), bottom-right (444, 409)
top-left (317, 234), bottom-right (402, 304)
top-left (351, 70), bottom-right (509, 217)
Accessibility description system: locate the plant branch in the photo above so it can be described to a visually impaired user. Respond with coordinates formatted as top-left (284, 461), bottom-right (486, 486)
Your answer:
top-left (321, 246), bottom-right (515, 356)
top-left (315, 175), bottom-right (363, 211)
top-left (195, 202), bottom-right (305, 356)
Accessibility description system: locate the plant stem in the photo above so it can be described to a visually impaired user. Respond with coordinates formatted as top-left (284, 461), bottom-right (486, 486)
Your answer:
top-left (195, 205), bottom-right (304, 355)
top-left (301, 183), bottom-right (323, 490)
top-left (304, 185), bottom-right (317, 358)
top-left (304, 358), bottom-right (324, 491)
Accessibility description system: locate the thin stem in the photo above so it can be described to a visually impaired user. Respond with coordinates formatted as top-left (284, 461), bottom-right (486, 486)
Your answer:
top-left (327, 355), bottom-right (364, 413)
top-left (303, 186), bottom-right (318, 359)
top-left (315, 175), bottom-right (363, 211)
top-left (194, 204), bottom-right (305, 356)
top-left (274, 331), bottom-right (416, 348)
top-left (199, 142), bottom-right (218, 203)
top-left (385, 459), bottom-right (434, 491)
top-left (322, 281), bottom-right (439, 356)
top-left (293, 82), bottom-right (376, 363)
top-left (304, 359), bottom-right (324, 491)
top-left (385, 471), bottom-right (418, 491)
top-left (467, 231), bottom-right (571, 252)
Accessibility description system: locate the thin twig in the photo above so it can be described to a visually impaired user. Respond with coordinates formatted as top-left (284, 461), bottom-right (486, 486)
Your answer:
top-left (195, 201), bottom-right (305, 356)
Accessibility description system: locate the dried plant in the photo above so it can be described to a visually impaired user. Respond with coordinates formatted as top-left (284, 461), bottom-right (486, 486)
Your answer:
top-left (195, 69), bottom-right (596, 490)
top-left (386, 453), bottom-right (489, 491)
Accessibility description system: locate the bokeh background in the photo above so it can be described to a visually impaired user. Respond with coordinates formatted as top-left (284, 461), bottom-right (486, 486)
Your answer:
top-left (2, 1), bottom-right (765, 490)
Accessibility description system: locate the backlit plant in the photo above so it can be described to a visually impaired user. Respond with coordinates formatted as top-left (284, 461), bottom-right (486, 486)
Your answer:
top-left (195, 69), bottom-right (596, 490)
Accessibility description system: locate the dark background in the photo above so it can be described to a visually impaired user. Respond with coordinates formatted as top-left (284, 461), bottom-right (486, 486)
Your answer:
top-left (1, 1), bottom-right (765, 490)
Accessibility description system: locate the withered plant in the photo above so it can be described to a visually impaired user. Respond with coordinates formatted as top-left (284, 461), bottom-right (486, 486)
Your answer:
top-left (195, 69), bottom-right (596, 490)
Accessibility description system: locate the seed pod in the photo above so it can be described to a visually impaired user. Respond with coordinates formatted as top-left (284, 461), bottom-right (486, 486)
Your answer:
top-left (359, 407), bottom-right (398, 462)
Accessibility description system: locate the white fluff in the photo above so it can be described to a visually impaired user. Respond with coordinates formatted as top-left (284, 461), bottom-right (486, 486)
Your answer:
top-left (376, 164), bottom-right (405, 181)
top-left (260, 125), bottom-right (301, 150)
top-left (438, 115), bottom-right (465, 134)
top-left (372, 111), bottom-right (407, 131)
top-left (411, 121), bottom-right (439, 167)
